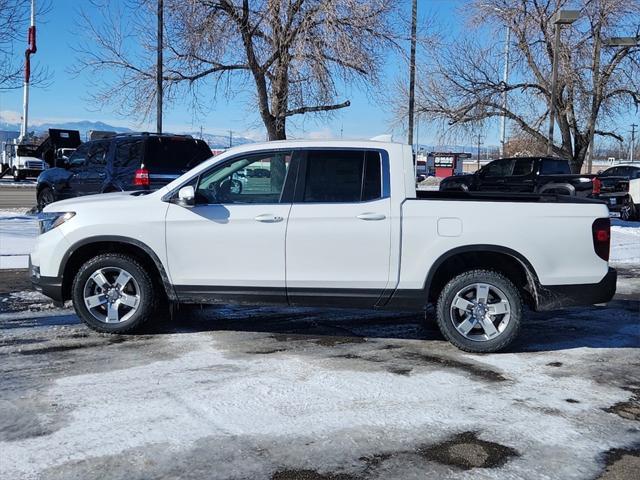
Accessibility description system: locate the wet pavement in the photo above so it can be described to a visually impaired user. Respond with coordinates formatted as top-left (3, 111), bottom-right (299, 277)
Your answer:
top-left (0, 268), bottom-right (638, 479)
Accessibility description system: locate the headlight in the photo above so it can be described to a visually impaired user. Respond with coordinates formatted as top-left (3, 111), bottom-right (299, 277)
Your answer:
top-left (39, 212), bottom-right (75, 234)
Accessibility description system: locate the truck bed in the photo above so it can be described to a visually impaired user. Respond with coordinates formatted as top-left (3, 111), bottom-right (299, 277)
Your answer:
top-left (416, 190), bottom-right (604, 204)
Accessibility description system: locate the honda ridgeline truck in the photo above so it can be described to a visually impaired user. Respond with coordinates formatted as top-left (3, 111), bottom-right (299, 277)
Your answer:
top-left (30, 141), bottom-right (616, 353)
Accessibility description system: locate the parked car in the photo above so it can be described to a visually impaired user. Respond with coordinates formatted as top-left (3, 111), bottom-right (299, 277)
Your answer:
top-left (592, 164), bottom-right (640, 221)
top-left (439, 156), bottom-right (597, 197)
top-left (31, 141), bottom-right (615, 353)
top-left (36, 133), bottom-right (212, 209)
top-left (247, 167), bottom-right (270, 178)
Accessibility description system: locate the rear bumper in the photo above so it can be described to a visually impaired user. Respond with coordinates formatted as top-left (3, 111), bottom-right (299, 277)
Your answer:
top-left (592, 193), bottom-right (629, 212)
top-left (535, 267), bottom-right (617, 311)
top-left (29, 258), bottom-right (64, 304)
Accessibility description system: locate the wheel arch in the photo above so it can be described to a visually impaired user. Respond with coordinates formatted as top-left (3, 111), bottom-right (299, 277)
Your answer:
top-left (423, 245), bottom-right (540, 308)
top-left (538, 182), bottom-right (576, 196)
top-left (59, 236), bottom-right (176, 302)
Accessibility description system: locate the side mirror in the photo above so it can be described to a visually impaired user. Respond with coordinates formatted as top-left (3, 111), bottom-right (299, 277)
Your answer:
top-left (176, 185), bottom-right (195, 207)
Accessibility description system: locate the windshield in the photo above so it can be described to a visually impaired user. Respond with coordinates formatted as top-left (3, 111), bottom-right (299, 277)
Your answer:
top-left (16, 145), bottom-right (39, 157)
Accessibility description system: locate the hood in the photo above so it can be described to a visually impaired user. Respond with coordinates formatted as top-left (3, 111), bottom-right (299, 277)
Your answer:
top-left (43, 191), bottom-right (151, 212)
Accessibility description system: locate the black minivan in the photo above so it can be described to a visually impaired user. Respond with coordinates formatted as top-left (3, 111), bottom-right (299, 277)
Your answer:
top-left (36, 133), bottom-right (212, 209)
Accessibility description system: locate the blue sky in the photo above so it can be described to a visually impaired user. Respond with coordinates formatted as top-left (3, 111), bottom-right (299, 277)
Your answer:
top-left (0, 0), bottom-right (474, 144)
top-left (0, 0), bottom-right (636, 147)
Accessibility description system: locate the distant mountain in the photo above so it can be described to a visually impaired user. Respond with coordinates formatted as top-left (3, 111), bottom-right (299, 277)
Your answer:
top-left (189, 132), bottom-right (255, 149)
top-left (0, 117), bottom-right (256, 149)
top-left (0, 119), bottom-right (131, 140)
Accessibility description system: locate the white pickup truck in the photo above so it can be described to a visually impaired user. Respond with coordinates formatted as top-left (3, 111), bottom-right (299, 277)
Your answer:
top-left (31, 140), bottom-right (616, 352)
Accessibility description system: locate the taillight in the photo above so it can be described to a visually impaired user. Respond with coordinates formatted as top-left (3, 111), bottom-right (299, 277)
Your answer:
top-left (134, 168), bottom-right (150, 187)
top-left (592, 177), bottom-right (601, 195)
top-left (592, 218), bottom-right (610, 261)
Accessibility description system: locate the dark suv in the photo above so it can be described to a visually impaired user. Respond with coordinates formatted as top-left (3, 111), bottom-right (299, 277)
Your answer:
top-left (36, 133), bottom-right (212, 209)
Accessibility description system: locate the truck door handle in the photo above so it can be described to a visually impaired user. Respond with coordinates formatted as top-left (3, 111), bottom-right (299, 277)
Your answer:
top-left (357, 212), bottom-right (386, 221)
top-left (254, 214), bottom-right (283, 223)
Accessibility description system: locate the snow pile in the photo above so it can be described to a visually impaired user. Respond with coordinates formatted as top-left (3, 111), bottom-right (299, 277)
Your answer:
top-left (610, 219), bottom-right (640, 265)
top-left (0, 210), bottom-right (38, 269)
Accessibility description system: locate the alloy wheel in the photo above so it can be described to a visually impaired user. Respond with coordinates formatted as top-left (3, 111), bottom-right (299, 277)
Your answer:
top-left (83, 267), bottom-right (141, 324)
top-left (449, 282), bottom-right (511, 342)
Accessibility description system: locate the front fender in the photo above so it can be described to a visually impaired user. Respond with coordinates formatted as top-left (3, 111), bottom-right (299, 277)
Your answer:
top-left (37, 168), bottom-right (73, 193)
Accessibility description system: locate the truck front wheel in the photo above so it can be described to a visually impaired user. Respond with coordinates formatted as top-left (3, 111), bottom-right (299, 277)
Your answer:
top-left (12, 167), bottom-right (24, 182)
top-left (71, 253), bottom-right (157, 333)
top-left (37, 187), bottom-right (56, 210)
top-left (436, 269), bottom-right (522, 353)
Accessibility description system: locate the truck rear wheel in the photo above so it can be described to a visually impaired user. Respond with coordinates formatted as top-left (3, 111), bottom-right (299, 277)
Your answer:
top-left (436, 269), bottom-right (522, 353)
top-left (71, 253), bottom-right (157, 333)
top-left (620, 199), bottom-right (638, 222)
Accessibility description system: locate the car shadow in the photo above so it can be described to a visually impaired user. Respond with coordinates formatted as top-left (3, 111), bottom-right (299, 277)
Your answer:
top-left (2, 299), bottom-right (636, 353)
top-left (152, 298), bottom-right (639, 353)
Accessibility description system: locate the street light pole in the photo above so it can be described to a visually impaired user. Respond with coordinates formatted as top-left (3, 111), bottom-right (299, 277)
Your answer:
top-left (500, 25), bottom-right (510, 157)
top-left (546, 10), bottom-right (580, 156)
top-left (587, 36), bottom-right (639, 171)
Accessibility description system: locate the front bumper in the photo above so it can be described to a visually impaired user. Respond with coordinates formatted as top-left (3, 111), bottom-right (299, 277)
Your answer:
top-left (30, 258), bottom-right (64, 304)
top-left (535, 267), bottom-right (617, 311)
top-left (20, 169), bottom-right (45, 178)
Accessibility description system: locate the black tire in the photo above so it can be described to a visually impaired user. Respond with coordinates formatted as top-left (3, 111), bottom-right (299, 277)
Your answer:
top-left (620, 199), bottom-right (638, 222)
top-left (436, 269), bottom-right (522, 353)
top-left (12, 168), bottom-right (23, 182)
top-left (37, 187), bottom-right (56, 210)
top-left (71, 253), bottom-right (157, 333)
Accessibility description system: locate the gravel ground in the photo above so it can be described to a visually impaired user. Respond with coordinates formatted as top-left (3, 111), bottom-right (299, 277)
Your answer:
top-left (0, 266), bottom-right (638, 480)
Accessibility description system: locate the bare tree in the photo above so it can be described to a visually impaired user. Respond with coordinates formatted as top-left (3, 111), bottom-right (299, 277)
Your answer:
top-left (0, 0), bottom-right (50, 91)
top-left (75, 0), bottom-right (401, 140)
top-left (415, 0), bottom-right (640, 172)
top-left (0, 0), bottom-right (30, 90)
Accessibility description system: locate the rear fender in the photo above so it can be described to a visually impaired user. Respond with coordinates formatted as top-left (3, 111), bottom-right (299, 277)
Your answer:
top-left (538, 182), bottom-right (576, 196)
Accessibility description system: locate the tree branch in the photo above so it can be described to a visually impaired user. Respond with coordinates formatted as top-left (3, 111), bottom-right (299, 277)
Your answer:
top-left (286, 100), bottom-right (351, 117)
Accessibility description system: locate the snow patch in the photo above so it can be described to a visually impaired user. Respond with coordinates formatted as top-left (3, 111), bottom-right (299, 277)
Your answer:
top-left (0, 210), bottom-right (38, 269)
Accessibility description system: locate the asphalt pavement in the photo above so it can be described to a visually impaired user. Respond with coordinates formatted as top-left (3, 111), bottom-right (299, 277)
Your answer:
top-left (0, 179), bottom-right (37, 209)
top-left (0, 267), bottom-right (638, 480)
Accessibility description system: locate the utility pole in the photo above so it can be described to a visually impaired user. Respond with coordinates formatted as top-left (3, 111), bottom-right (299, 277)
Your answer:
top-left (500, 25), bottom-right (511, 157)
top-left (156, 0), bottom-right (163, 134)
top-left (407, 0), bottom-right (417, 148)
top-left (476, 133), bottom-right (483, 171)
top-left (20, 0), bottom-right (36, 142)
top-left (229, 130), bottom-right (232, 148)
top-left (631, 124), bottom-right (637, 163)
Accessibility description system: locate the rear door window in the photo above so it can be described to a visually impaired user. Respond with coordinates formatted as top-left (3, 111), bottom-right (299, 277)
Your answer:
top-left (540, 159), bottom-right (570, 174)
top-left (301, 150), bottom-right (382, 203)
top-left (114, 140), bottom-right (144, 168)
top-left (511, 158), bottom-right (535, 176)
top-left (145, 137), bottom-right (212, 174)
